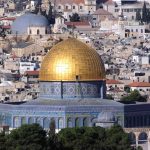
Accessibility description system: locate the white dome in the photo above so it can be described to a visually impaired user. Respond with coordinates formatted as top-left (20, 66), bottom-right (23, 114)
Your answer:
top-left (97, 111), bottom-right (115, 123)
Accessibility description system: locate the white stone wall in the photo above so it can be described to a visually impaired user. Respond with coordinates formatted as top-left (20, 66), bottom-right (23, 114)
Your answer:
top-left (19, 62), bottom-right (36, 74)
top-left (27, 26), bottom-right (46, 35)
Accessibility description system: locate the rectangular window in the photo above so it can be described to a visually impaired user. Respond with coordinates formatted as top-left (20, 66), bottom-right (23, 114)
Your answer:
top-left (66, 6), bottom-right (68, 10)
top-left (129, 9), bottom-right (133, 12)
top-left (73, 6), bottom-right (75, 9)
top-left (80, 6), bottom-right (83, 9)
top-left (141, 29), bottom-right (143, 33)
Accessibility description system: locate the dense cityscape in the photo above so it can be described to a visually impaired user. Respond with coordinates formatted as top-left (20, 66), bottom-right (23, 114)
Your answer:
top-left (0, 0), bottom-right (149, 149)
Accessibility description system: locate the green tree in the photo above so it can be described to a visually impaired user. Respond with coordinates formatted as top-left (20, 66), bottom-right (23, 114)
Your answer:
top-left (147, 10), bottom-right (150, 23)
top-left (136, 11), bottom-right (141, 22)
top-left (106, 94), bottom-right (114, 100)
top-left (105, 125), bottom-right (131, 150)
top-left (121, 90), bottom-right (147, 102)
top-left (47, 119), bottom-right (63, 150)
top-left (137, 146), bottom-right (143, 150)
top-left (0, 131), bottom-right (6, 150)
top-left (69, 13), bottom-right (80, 22)
top-left (6, 124), bottom-right (47, 150)
top-left (58, 127), bottom-right (106, 150)
top-left (58, 126), bottom-right (131, 150)
top-left (142, 1), bottom-right (148, 23)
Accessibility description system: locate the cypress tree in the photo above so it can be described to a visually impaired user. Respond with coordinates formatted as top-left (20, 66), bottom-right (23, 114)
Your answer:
top-left (136, 11), bottom-right (141, 21)
top-left (142, 1), bottom-right (148, 23)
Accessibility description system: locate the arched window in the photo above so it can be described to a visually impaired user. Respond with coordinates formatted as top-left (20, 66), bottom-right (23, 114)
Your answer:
top-left (128, 132), bottom-right (136, 144)
top-left (43, 118), bottom-right (50, 129)
top-left (83, 118), bottom-right (88, 127)
top-left (36, 117), bottom-right (41, 125)
top-left (13, 117), bottom-right (19, 128)
top-left (21, 117), bottom-right (26, 125)
top-left (75, 118), bottom-right (80, 127)
top-left (58, 118), bottom-right (63, 129)
top-left (28, 117), bottom-right (34, 124)
top-left (91, 118), bottom-right (96, 127)
top-left (67, 118), bottom-right (72, 128)
top-left (138, 132), bottom-right (148, 144)
top-left (37, 29), bottom-right (40, 35)
top-left (50, 118), bottom-right (56, 128)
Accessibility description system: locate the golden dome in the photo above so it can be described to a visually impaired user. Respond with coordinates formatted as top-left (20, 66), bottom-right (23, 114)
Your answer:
top-left (39, 38), bottom-right (105, 81)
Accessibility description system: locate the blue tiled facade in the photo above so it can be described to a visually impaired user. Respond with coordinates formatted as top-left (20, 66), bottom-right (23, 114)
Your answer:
top-left (0, 101), bottom-right (124, 129)
top-left (39, 81), bottom-right (106, 99)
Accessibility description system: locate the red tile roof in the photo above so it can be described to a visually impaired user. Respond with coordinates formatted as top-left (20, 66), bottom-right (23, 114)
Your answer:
top-left (65, 21), bottom-right (90, 26)
top-left (104, 0), bottom-right (115, 5)
top-left (0, 25), bottom-right (11, 29)
top-left (128, 82), bottom-right (150, 87)
top-left (106, 79), bottom-right (123, 84)
top-left (53, 0), bottom-right (84, 5)
top-left (93, 8), bottom-right (112, 15)
top-left (0, 17), bottom-right (16, 21)
top-left (25, 71), bottom-right (39, 76)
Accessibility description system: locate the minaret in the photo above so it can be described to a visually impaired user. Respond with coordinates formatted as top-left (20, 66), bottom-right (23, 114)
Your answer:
top-left (118, 7), bottom-right (125, 38)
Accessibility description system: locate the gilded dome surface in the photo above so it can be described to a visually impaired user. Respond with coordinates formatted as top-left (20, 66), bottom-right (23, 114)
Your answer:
top-left (39, 38), bottom-right (105, 81)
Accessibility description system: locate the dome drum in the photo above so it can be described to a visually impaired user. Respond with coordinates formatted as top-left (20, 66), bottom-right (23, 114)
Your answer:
top-left (39, 80), bottom-right (106, 99)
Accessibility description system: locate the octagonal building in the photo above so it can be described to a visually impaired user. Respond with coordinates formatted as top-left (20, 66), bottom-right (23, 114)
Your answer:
top-left (0, 38), bottom-right (124, 130)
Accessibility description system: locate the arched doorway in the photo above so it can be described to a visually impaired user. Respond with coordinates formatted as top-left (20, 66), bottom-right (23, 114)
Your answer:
top-left (37, 29), bottom-right (40, 35)
top-left (83, 118), bottom-right (88, 127)
top-left (67, 118), bottom-right (73, 128)
top-left (13, 117), bottom-right (19, 128)
top-left (43, 118), bottom-right (50, 129)
top-left (36, 117), bottom-right (41, 126)
top-left (125, 29), bottom-right (130, 37)
top-left (28, 117), bottom-right (34, 124)
top-left (21, 117), bottom-right (26, 125)
top-left (58, 118), bottom-right (64, 129)
top-left (75, 118), bottom-right (80, 127)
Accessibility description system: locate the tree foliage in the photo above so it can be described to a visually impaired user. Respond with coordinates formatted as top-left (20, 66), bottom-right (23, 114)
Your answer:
top-left (0, 132), bottom-right (6, 150)
top-left (121, 90), bottom-right (147, 102)
top-left (142, 1), bottom-right (148, 23)
top-left (0, 124), bottom-right (132, 150)
top-left (69, 13), bottom-right (80, 22)
top-left (6, 124), bottom-right (47, 150)
top-left (136, 11), bottom-right (141, 22)
top-left (58, 125), bottom-right (131, 150)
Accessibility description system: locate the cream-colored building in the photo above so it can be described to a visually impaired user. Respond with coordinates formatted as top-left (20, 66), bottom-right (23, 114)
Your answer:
top-left (0, 8), bottom-right (4, 17)
top-left (128, 81), bottom-right (150, 95)
top-left (48, 0), bottom-right (96, 15)
top-left (92, 8), bottom-right (114, 27)
top-left (103, 1), bottom-right (150, 21)
top-left (12, 43), bottom-right (44, 57)
top-left (27, 26), bottom-right (47, 35)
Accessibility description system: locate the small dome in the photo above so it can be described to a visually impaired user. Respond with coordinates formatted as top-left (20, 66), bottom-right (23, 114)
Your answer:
top-left (39, 38), bottom-right (105, 81)
top-left (11, 13), bottom-right (49, 34)
top-left (97, 111), bottom-right (115, 123)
